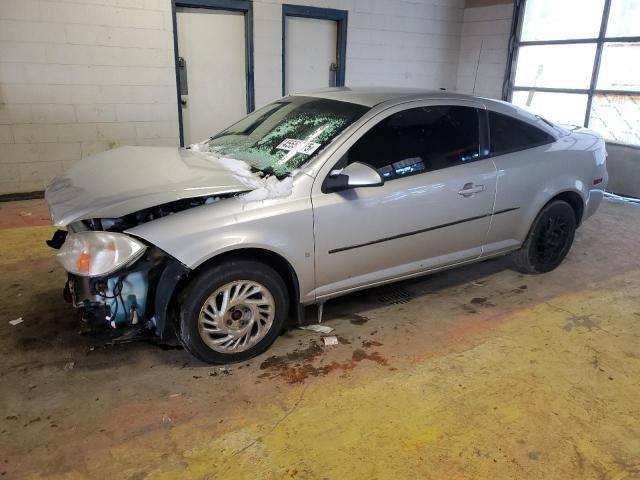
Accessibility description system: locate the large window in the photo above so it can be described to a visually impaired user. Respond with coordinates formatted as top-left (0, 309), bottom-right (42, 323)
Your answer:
top-left (505, 0), bottom-right (640, 146)
top-left (347, 106), bottom-right (480, 181)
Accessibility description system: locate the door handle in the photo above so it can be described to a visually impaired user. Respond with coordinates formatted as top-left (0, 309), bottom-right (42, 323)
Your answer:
top-left (458, 183), bottom-right (485, 197)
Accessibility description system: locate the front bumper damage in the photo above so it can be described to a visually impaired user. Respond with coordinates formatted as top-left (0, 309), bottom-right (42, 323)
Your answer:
top-left (52, 231), bottom-right (190, 340)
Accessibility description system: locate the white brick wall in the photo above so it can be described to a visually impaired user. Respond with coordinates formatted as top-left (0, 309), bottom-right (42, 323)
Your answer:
top-left (0, 0), bottom-right (512, 195)
top-left (0, 0), bottom-right (178, 195)
top-left (455, 2), bottom-right (513, 99)
top-left (252, 0), bottom-right (466, 107)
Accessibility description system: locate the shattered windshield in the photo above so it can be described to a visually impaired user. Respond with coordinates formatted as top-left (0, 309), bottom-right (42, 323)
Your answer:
top-left (191, 97), bottom-right (369, 176)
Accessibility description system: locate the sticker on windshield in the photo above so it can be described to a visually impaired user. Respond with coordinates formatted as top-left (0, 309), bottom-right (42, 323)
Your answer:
top-left (276, 138), bottom-right (321, 156)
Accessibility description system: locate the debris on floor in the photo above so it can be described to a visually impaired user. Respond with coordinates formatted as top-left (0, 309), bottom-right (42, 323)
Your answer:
top-left (8, 317), bottom-right (23, 326)
top-left (63, 361), bottom-right (75, 371)
top-left (299, 324), bottom-right (334, 334)
top-left (322, 336), bottom-right (339, 346)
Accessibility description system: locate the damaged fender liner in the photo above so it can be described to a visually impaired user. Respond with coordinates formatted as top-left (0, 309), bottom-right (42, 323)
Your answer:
top-left (154, 258), bottom-right (190, 340)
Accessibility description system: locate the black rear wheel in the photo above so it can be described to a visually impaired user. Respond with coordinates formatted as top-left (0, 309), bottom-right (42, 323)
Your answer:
top-left (511, 200), bottom-right (577, 274)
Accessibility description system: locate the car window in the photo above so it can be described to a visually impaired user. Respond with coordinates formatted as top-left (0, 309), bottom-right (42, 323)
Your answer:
top-left (489, 111), bottom-right (555, 156)
top-left (346, 106), bottom-right (481, 181)
top-left (198, 97), bottom-right (369, 177)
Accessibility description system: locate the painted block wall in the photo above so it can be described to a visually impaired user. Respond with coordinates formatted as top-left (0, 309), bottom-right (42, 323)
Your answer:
top-left (0, 0), bottom-right (514, 195)
top-left (455, 2), bottom-right (513, 99)
top-left (0, 0), bottom-right (179, 194)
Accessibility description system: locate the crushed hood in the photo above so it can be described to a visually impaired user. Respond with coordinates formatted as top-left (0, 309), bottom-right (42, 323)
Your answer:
top-left (45, 146), bottom-right (251, 226)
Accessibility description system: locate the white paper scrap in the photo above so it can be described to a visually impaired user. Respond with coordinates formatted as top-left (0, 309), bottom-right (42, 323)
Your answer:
top-left (322, 336), bottom-right (339, 346)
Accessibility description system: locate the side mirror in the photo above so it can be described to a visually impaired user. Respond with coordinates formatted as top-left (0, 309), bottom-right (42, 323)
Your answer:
top-left (323, 162), bottom-right (384, 193)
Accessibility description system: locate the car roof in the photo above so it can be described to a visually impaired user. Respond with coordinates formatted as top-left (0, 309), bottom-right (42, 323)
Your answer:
top-left (294, 86), bottom-right (502, 108)
top-left (293, 86), bottom-right (567, 139)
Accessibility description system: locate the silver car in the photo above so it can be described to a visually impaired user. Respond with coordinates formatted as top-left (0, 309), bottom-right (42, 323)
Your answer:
top-left (46, 87), bottom-right (608, 364)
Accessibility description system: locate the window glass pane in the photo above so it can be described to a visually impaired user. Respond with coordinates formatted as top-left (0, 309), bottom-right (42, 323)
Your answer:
top-left (204, 97), bottom-right (368, 176)
top-left (596, 42), bottom-right (640, 91)
top-left (521, 0), bottom-right (604, 41)
top-left (512, 91), bottom-right (589, 126)
top-left (514, 44), bottom-right (596, 89)
top-left (589, 94), bottom-right (640, 145)
top-left (488, 111), bottom-right (555, 156)
top-left (348, 106), bottom-right (480, 181)
top-left (606, 0), bottom-right (640, 37)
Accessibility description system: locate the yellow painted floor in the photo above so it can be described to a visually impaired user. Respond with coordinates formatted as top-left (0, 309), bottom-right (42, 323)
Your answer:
top-left (1, 199), bottom-right (639, 479)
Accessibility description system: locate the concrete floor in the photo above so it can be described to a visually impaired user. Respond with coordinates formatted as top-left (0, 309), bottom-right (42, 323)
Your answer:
top-left (1, 198), bottom-right (639, 479)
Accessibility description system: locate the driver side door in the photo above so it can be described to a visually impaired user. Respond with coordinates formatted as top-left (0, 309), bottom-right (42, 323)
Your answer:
top-left (310, 100), bottom-right (497, 300)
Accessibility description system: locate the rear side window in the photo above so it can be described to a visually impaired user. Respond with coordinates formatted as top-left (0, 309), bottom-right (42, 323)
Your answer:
top-left (489, 111), bottom-right (554, 156)
top-left (347, 106), bottom-right (481, 181)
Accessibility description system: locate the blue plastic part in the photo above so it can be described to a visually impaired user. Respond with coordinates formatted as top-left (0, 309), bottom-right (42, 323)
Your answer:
top-left (106, 271), bottom-right (148, 325)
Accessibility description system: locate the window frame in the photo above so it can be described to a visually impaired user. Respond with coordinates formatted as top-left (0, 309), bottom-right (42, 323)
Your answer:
top-left (324, 103), bottom-right (488, 186)
top-left (503, 0), bottom-right (640, 147)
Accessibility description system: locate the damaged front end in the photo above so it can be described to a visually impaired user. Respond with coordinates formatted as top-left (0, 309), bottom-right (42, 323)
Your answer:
top-left (45, 196), bottom-right (251, 339)
top-left (53, 230), bottom-right (189, 339)
top-left (63, 245), bottom-right (185, 335)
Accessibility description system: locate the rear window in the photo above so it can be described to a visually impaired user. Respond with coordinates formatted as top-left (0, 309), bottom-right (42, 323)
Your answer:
top-left (489, 111), bottom-right (555, 156)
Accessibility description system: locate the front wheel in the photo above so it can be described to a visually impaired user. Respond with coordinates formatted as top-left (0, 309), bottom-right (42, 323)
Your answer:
top-left (178, 260), bottom-right (289, 364)
top-left (511, 200), bottom-right (577, 274)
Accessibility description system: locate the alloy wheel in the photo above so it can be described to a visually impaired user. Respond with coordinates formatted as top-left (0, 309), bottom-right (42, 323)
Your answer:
top-left (197, 280), bottom-right (275, 353)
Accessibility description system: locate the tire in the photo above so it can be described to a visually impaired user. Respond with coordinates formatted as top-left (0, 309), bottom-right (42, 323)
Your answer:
top-left (511, 200), bottom-right (577, 274)
top-left (177, 260), bottom-right (289, 364)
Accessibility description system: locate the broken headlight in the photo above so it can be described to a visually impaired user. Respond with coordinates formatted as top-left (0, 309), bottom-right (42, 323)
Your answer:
top-left (56, 231), bottom-right (146, 277)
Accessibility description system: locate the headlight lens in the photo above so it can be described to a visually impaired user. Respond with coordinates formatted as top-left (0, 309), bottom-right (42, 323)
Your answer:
top-left (57, 232), bottom-right (146, 277)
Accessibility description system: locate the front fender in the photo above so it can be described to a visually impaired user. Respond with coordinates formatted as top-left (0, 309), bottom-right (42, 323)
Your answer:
top-left (126, 192), bottom-right (316, 303)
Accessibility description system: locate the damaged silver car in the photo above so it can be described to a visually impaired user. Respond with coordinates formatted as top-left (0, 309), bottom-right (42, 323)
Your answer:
top-left (46, 87), bottom-right (608, 364)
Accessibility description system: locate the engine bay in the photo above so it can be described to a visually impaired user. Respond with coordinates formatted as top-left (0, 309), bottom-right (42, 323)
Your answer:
top-left (78, 194), bottom-right (238, 233)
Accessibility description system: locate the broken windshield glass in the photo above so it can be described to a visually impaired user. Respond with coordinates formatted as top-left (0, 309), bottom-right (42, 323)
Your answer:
top-left (194, 97), bottom-right (369, 176)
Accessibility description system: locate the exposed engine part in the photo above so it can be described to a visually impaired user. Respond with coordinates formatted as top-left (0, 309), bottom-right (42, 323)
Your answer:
top-left (80, 194), bottom-right (238, 233)
top-left (65, 248), bottom-right (171, 330)
top-left (68, 271), bottom-right (149, 327)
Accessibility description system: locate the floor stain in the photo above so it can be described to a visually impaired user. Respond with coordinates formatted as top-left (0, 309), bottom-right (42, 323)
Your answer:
top-left (347, 314), bottom-right (370, 325)
top-left (563, 315), bottom-right (600, 332)
top-left (352, 349), bottom-right (388, 366)
top-left (258, 340), bottom-right (390, 384)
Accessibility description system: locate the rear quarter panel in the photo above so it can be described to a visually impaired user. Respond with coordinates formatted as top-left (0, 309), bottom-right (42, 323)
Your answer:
top-left (484, 129), bottom-right (606, 253)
